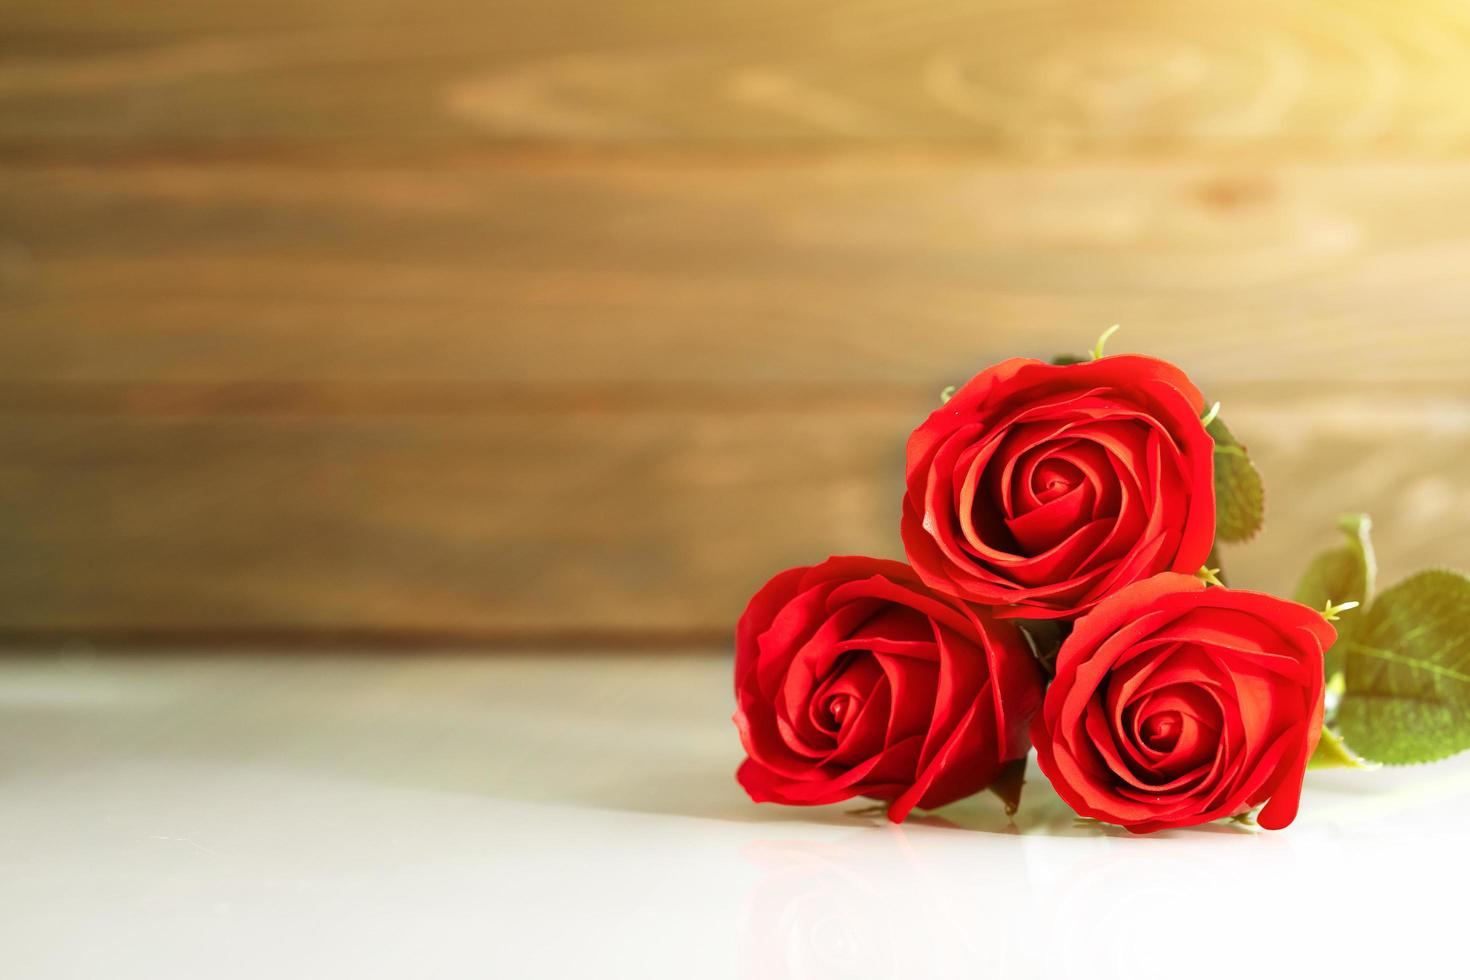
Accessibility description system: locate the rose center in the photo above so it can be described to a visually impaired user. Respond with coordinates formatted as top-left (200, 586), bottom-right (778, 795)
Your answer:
top-left (1141, 710), bottom-right (1183, 750)
top-left (825, 693), bottom-right (856, 728)
top-left (1031, 458), bottom-right (1083, 504)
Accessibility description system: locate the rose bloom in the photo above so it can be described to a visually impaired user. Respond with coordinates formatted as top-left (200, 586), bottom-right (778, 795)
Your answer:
top-left (902, 355), bottom-right (1216, 619)
top-left (734, 556), bottom-right (1044, 822)
top-left (1033, 574), bottom-right (1331, 832)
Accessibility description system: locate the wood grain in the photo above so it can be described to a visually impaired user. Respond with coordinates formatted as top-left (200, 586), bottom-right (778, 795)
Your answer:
top-left (5, 1), bottom-right (1470, 154)
top-left (5, 158), bottom-right (1470, 389)
top-left (0, 406), bottom-right (910, 636)
top-left (5, 2), bottom-right (1470, 642)
top-left (4, 155), bottom-right (1470, 638)
top-left (3, 390), bottom-right (1468, 638)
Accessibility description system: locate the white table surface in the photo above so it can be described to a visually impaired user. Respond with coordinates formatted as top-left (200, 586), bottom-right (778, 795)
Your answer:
top-left (0, 648), bottom-right (1461, 979)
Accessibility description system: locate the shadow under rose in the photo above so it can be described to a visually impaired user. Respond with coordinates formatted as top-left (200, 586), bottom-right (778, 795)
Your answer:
top-left (562, 753), bottom-right (1265, 840)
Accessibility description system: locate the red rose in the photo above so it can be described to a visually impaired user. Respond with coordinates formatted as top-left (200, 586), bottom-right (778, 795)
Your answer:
top-left (1033, 573), bottom-right (1330, 832)
top-left (902, 355), bottom-right (1216, 619)
top-left (733, 556), bottom-right (1044, 822)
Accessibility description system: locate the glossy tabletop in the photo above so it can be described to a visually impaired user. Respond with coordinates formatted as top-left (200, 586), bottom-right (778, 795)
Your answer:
top-left (0, 650), bottom-right (1460, 979)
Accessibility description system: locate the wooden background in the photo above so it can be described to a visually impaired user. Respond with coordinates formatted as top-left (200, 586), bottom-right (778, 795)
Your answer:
top-left (2, 0), bottom-right (1469, 645)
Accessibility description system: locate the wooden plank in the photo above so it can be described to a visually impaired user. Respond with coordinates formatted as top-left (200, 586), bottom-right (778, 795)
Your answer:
top-left (2, 396), bottom-right (1467, 637)
top-left (5, 0), bottom-right (1470, 153)
top-left (3, 156), bottom-right (1470, 638)
top-left (5, 158), bottom-right (1470, 391)
top-left (7, 1), bottom-right (1470, 644)
top-left (0, 407), bottom-right (912, 636)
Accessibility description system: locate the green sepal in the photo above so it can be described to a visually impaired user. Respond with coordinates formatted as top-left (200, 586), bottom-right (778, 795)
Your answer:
top-left (1308, 726), bottom-right (1374, 770)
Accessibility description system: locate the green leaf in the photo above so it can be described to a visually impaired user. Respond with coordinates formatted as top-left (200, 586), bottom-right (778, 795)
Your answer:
top-left (1294, 514), bottom-right (1377, 611)
top-left (1050, 353), bottom-right (1087, 366)
top-left (1294, 514), bottom-right (1376, 680)
top-left (1207, 416), bottom-right (1265, 543)
top-left (1337, 569), bottom-right (1470, 765)
top-left (1308, 726), bottom-right (1373, 769)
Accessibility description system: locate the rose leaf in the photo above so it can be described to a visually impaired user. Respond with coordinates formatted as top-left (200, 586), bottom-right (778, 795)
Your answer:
top-left (1294, 513), bottom-right (1377, 610)
top-left (1337, 568), bottom-right (1470, 765)
top-left (1207, 416), bottom-right (1264, 543)
top-left (1293, 513), bottom-right (1377, 681)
